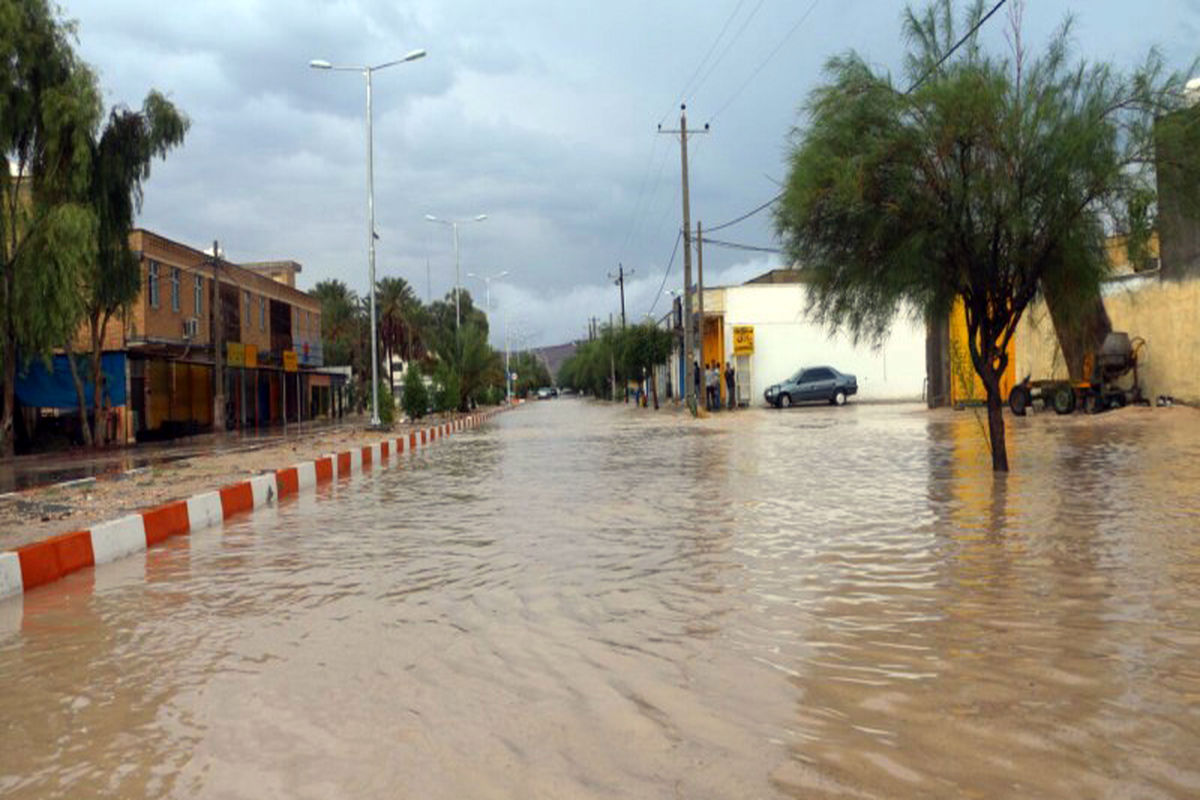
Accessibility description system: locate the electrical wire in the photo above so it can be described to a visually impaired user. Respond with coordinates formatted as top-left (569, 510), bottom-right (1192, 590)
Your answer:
top-left (707, 0), bottom-right (821, 124)
top-left (644, 229), bottom-right (683, 318)
top-left (689, 0), bottom-right (768, 106)
top-left (904, 0), bottom-right (1007, 94)
top-left (675, 0), bottom-right (748, 111)
top-left (700, 236), bottom-right (781, 254)
top-left (705, 190), bottom-right (784, 233)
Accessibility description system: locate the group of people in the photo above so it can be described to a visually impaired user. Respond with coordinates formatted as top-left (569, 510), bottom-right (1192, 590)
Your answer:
top-left (693, 360), bottom-right (737, 411)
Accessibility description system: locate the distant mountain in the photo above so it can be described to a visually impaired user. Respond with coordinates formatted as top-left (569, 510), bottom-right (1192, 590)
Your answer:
top-left (533, 342), bottom-right (578, 382)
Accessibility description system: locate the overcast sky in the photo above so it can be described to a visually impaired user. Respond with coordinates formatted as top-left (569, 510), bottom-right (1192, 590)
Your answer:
top-left (63, 0), bottom-right (1197, 347)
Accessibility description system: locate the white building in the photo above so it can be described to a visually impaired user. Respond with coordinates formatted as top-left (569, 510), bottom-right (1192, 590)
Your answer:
top-left (659, 270), bottom-right (926, 406)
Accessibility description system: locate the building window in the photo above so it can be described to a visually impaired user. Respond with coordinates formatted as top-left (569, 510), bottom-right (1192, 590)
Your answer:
top-left (194, 274), bottom-right (203, 316)
top-left (171, 268), bottom-right (181, 312)
top-left (260, 296), bottom-right (266, 331)
top-left (148, 262), bottom-right (160, 308)
top-left (244, 291), bottom-right (251, 329)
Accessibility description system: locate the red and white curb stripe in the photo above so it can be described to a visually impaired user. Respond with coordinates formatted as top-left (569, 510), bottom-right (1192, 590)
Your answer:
top-left (0, 407), bottom-right (509, 600)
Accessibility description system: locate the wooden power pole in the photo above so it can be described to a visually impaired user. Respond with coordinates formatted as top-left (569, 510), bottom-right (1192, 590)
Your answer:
top-left (659, 104), bottom-right (707, 412)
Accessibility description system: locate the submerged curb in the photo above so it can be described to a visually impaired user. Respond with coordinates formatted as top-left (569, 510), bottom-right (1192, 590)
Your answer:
top-left (0, 407), bottom-right (509, 600)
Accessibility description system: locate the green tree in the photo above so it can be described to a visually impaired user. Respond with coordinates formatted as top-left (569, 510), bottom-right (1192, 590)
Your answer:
top-left (433, 321), bottom-right (501, 411)
top-left (0, 0), bottom-right (103, 455)
top-left (510, 349), bottom-right (551, 397)
top-left (621, 323), bottom-right (674, 409)
top-left (431, 360), bottom-right (460, 414)
top-left (401, 363), bottom-right (428, 421)
top-left (67, 91), bottom-right (188, 446)
top-left (558, 328), bottom-right (618, 400)
top-left (374, 379), bottom-right (395, 426)
top-left (376, 276), bottom-right (419, 388)
top-left (774, 0), bottom-right (1198, 471)
top-left (310, 279), bottom-right (361, 368)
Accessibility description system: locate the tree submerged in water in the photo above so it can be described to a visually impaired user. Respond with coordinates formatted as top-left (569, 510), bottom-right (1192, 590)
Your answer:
top-left (775, 0), bottom-right (1200, 471)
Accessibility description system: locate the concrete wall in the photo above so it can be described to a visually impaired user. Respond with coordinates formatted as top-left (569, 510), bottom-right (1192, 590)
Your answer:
top-left (1016, 274), bottom-right (1200, 404)
top-left (720, 284), bottom-right (926, 404)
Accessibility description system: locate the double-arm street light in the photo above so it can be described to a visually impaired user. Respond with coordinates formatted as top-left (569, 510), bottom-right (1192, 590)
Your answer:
top-left (466, 269), bottom-right (509, 313)
top-left (424, 214), bottom-right (487, 331)
top-left (310, 48), bottom-right (426, 427)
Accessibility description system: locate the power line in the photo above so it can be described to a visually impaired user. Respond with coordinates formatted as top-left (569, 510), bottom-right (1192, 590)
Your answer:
top-left (676, 0), bottom-right (748, 110)
top-left (904, 0), bottom-right (1007, 94)
top-left (644, 229), bottom-right (683, 318)
top-left (700, 236), bottom-right (781, 254)
top-left (690, 0), bottom-right (768, 104)
top-left (706, 189), bottom-right (784, 233)
top-left (707, 0), bottom-right (821, 124)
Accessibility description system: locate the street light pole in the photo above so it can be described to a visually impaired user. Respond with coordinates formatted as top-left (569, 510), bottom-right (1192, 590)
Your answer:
top-left (310, 48), bottom-right (426, 428)
top-left (425, 213), bottom-right (487, 332)
top-left (467, 269), bottom-right (510, 316)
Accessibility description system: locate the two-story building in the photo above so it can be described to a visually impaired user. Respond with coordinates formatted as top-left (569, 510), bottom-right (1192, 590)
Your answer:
top-left (15, 229), bottom-right (341, 446)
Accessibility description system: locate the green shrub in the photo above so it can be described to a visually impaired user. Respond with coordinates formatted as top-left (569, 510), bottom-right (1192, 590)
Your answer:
top-left (432, 362), bottom-right (460, 413)
top-left (375, 380), bottom-right (396, 426)
top-left (401, 366), bottom-right (428, 421)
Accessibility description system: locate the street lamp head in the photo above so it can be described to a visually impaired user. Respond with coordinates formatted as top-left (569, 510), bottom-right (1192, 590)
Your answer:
top-left (424, 214), bottom-right (440, 222)
top-left (474, 214), bottom-right (488, 222)
top-left (496, 270), bottom-right (509, 279)
top-left (403, 49), bottom-right (427, 62)
top-left (309, 59), bottom-right (333, 70)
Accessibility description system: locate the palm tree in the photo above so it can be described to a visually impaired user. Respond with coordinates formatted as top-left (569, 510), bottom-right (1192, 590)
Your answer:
top-left (376, 276), bottom-right (418, 387)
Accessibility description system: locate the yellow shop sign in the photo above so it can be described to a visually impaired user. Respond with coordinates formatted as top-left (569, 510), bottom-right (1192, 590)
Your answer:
top-left (732, 325), bottom-right (755, 355)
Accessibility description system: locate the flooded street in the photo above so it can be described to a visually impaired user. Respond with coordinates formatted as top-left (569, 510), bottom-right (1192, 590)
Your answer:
top-left (2, 399), bottom-right (1199, 798)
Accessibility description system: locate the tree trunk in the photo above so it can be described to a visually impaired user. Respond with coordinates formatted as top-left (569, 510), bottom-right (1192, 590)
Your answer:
top-left (2, 330), bottom-right (14, 458)
top-left (88, 311), bottom-right (108, 447)
top-left (65, 346), bottom-right (93, 447)
top-left (985, 381), bottom-right (1009, 472)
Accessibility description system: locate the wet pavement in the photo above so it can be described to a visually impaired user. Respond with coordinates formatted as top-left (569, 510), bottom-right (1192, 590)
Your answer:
top-left (0, 418), bottom-right (362, 495)
top-left (1, 400), bottom-right (1199, 798)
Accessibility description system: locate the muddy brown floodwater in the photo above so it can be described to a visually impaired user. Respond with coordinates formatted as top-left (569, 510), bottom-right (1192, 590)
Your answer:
top-left (1, 400), bottom-right (1199, 799)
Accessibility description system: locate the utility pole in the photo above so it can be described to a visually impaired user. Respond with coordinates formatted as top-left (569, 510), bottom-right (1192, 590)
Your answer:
top-left (697, 220), bottom-right (705, 406)
top-left (659, 104), bottom-right (708, 412)
top-left (608, 263), bottom-right (633, 330)
top-left (609, 312), bottom-right (616, 402)
top-left (211, 240), bottom-right (226, 432)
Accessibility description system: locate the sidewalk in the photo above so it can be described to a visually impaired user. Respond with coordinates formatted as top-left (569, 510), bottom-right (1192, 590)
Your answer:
top-left (0, 414), bottom-right (466, 553)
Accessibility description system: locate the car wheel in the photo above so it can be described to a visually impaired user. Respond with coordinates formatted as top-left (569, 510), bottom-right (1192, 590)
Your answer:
top-left (1051, 384), bottom-right (1075, 415)
top-left (831, 389), bottom-right (846, 406)
top-left (780, 393), bottom-right (792, 408)
top-left (1008, 386), bottom-right (1029, 416)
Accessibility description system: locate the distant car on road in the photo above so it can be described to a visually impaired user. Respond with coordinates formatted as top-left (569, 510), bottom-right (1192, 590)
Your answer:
top-left (536, 387), bottom-right (554, 400)
top-left (764, 366), bottom-right (857, 408)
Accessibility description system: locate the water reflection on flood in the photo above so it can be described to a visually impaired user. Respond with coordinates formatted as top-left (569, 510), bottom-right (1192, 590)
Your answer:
top-left (1, 401), bottom-right (1199, 799)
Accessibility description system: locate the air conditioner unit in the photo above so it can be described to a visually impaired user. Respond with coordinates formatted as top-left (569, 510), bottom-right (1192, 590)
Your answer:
top-left (183, 317), bottom-right (199, 339)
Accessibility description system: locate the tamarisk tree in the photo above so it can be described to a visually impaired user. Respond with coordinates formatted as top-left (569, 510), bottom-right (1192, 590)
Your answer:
top-left (775, 0), bottom-right (1199, 471)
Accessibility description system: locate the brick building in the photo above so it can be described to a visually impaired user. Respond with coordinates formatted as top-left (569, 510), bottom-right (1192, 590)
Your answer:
top-left (16, 229), bottom-right (341, 446)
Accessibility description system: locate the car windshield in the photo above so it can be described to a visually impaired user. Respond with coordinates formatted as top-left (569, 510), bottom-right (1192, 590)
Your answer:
top-left (790, 368), bottom-right (808, 383)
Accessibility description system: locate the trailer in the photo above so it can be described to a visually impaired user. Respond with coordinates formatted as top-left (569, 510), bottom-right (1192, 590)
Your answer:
top-left (1008, 332), bottom-right (1145, 416)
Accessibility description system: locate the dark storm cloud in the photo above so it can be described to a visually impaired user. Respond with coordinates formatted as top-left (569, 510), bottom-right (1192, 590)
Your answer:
top-left (60, 0), bottom-right (1197, 345)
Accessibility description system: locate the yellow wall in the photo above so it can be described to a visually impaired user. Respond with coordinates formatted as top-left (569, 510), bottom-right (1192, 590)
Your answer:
top-left (700, 316), bottom-right (726, 402)
top-left (1017, 276), bottom-right (1200, 404)
top-left (948, 297), bottom-right (1016, 405)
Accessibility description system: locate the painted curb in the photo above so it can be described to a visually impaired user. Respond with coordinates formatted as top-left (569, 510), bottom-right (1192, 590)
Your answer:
top-left (1, 406), bottom-right (510, 600)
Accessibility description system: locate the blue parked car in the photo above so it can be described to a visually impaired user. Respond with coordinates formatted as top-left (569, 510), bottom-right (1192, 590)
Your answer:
top-left (764, 365), bottom-right (857, 408)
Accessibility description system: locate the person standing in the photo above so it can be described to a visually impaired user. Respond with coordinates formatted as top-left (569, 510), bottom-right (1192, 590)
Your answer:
top-left (725, 361), bottom-right (736, 410)
top-left (706, 362), bottom-right (718, 411)
top-left (693, 359), bottom-right (701, 406)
